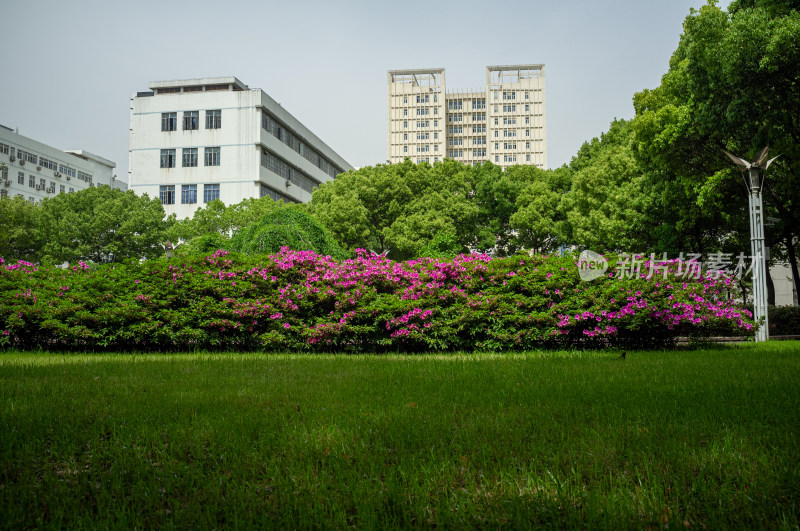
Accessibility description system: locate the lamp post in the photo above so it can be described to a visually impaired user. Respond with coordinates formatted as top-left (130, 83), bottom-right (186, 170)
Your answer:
top-left (724, 146), bottom-right (779, 342)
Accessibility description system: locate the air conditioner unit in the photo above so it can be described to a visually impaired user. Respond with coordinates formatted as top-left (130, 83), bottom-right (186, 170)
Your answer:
top-left (9, 156), bottom-right (15, 162)
top-left (285, 178), bottom-right (290, 187)
top-left (36, 166), bottom-right (42, 171)
top-left (48, 188), bottom-right (55, 194)
top-left (54, 171), bottom-right (61, 177)
top-left (66, 175), bottom-right (71, 180)
top-left (36, 184), bottom-right (43, 190)
top-left (18, 159), bottom-right (25, 166)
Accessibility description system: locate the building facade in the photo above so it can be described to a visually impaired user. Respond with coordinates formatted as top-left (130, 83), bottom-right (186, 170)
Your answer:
top-left (387, 65), bottom-right (546, 169)
top-left (129, 76), bottom-right (353, 220)
top-left (0, 125), bottom-right (118, 203)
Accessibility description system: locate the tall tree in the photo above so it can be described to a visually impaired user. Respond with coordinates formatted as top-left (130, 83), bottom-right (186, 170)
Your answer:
top-left (0, 195), bottom-right (42, 262)
top-left (38, 186), bottom-right (168, 264)
top-left (559, 120), bottom-right (655, 252)
top-left (632, 0), bottom-right (800, 294)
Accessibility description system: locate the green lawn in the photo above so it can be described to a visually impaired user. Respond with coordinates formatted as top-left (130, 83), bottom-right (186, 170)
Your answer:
top-left (1, 344), bottom-right (799, 529)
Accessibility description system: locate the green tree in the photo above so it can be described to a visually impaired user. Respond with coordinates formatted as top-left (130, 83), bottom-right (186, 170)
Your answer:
top-left (0, 195), bottom-right (42, 262)
top-left (558, 120), bottom-right (654, 252)
top-left (632, 0), bottom-right (800, 292)
top-left (311, 160), bottom-right (482, 259)
top-left (509, 165), bottom-right (572, 254)
top-left (38, 186), bottom-right (168, 264)
top-left (230, 206), bottom-right (348, 259)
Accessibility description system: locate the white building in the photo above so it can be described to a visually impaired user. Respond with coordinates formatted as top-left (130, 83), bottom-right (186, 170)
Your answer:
top-left (387, 65), bottom-right (547, 169)
top-left (0, 125), bottom-right (119, 203)
top-left (129, 76), bottom-right (353, 220)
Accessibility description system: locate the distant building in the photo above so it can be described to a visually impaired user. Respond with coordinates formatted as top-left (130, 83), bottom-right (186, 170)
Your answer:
top-left (0, 125), bottom-right (119, 203)
top-left (129, 76), bottom-right (353, 220)
top-left (387, 65), bottom-right (547, 169)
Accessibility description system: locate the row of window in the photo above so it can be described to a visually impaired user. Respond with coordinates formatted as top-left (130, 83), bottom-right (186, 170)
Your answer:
top-left (261, 184), bottom-right (298, 203)
top-left (260, 149), bottom-right (321, 194)
top-left (494, 90), bottom-right (542, 101)
top-left (261, 111), bottom-right (342, 179)
top-left (447, 99), bottom-right (488, 111)
top-left (401, 94), bottom-right (440, 104)
top-left (1, 143), bottom-right (90, 181)
top-left (8, 170), bottom-right (76, 194)
top-left (161, 110), bottom-right (221, 132)
top-left (159, 183), bottom-right (220, 205)
top-left (160, 147), bottom-right (220, 168)
top-left (401, 119), bottom-right (439, 129)
top-left (401, 132), bottom-right (440, 142)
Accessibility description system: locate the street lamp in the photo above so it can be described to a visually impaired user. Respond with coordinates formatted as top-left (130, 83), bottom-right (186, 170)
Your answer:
top-left (724, 146), bottom-right (779, 342)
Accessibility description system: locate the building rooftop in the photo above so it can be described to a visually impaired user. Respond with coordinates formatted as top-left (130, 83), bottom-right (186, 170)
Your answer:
top-left (64, 150), bottom-right (116, 169)
top-left (148, 77), bottom-right (248, 92)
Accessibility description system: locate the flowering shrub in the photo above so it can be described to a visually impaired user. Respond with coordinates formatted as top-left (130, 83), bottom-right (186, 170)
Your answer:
top-left (0, 249), bottom-right (755, 351)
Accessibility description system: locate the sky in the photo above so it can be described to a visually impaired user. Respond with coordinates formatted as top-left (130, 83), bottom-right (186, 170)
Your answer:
top-left (0, 0), bottom-right (731, 183)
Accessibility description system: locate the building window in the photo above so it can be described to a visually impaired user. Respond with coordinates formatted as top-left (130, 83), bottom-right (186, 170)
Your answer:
top-left (204, 147), bottom-right (220, 166)
top-left (17, 149), bottom-right (37, 164)
top-left (161, 112), bottom-right (177, 131)
top-left (60, 184), bottom-right (65, 194)
top-left (18, 172), bottom-right (24, 185)
top-left (525, 92), bottom-right (530, 100)
top-left (403, 108), bottom-right (408, 116)
top-left (160, 149), bottom-right (176, 168)
top-left (69, 188), bottom-right (74, 193)
top-left (494, 131), bottom-right (498, 138)
top-left (433, 120), bottom-right (438, 127)
top-left (28, 175), bottom-right (35, 188)
top-left (525, 104), bottom-right (530, 112)
top-left (0, 142), bottom-right (8, 155)
top-left (526, 129), bottom-right (530, 137)
top-left (206, 110), bottom-right (222, 129)
top-left (204, 183), bottom-right (220, 203)
top-left (403, 121), bottom-right (408, 128)
top-left (495, 156), bottom-right (499, 162)
top-left (526, 141), bottom-right (531, 149)
top-left (403, 145), bottom-right (408, 153)
top-left (526, 154), bottom-right (531, 162)
top-left (39, 157), bottom-right (57, 171)
top-left (182, 148), bottom-right (198, 167)
top-left (183, 111), bottom-right (199, 130)
top-left (403, 133), bottom-right (407, 140)
top-left (160, 185), bottom-right (175, 205)
top-left (181, 184), bottom-right (197, 204)
top-left (434, 132), bottom-right (438, 139)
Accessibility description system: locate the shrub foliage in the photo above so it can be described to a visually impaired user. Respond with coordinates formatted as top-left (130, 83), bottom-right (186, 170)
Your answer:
top-left (0, 251), bottom-right (755, 352)
top-left (230, 208), bottom-right (348, 260)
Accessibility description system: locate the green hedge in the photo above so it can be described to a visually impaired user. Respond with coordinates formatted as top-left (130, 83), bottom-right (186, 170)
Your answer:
top-left (0, 251), bottom-right (756, 352)
top-left (769, 305), bottom-right (800, 336)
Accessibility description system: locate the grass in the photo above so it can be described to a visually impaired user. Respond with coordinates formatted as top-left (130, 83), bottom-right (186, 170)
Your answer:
top-left (1, 343), bottom-right (798, 529)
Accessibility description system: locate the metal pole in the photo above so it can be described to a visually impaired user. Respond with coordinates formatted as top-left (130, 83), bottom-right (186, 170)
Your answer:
top-left (748, 167), bottom-right (769, 341)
